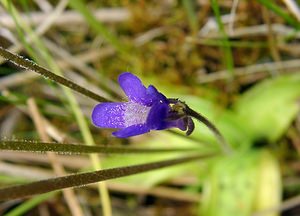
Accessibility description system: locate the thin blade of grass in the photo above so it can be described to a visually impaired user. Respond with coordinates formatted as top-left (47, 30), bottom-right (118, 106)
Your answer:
top-left (4, 192), bottom-right (58, 216)
top-left (69, 0), bottom-right (129, 56)
top-left (27, 97), bottom-right (84, 216)
top-left (257, 0), bottom-right (300, 30)
top-left (0, 153), bottom-right (216, 201)
top-left (182, 0), bottom-right (199, 34)
top-left (210, 0), bottom-right (234, 80)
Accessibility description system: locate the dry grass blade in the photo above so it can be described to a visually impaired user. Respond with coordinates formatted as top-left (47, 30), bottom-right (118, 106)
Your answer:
top-left (197, 59), bottom-right (300, 83)
top-left (282, 0), bottom-right (300, 22)
top-left (27, 98), bottom-right (84, 216)
top-left (0, 8), bottom-right (130, 28)
top-left (106, 182), bottom-right (201, 203)
top-left (0, 0), bottom-right (69, 65)
top-left (200, 24), bottom-right (300, 38)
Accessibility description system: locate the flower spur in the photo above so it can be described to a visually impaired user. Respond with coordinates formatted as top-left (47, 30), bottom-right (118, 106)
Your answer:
top-left (91, 72), bottom-right (194, 138)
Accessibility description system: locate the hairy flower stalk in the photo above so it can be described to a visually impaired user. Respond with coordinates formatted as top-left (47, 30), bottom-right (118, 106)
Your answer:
top-left (0, 46), bottom-right (108, 102)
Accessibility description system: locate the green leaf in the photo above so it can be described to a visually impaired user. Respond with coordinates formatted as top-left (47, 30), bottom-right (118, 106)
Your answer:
top-left (101, 133), bottom-right (215, 187)
top-left (253, 150), bottom-right (281, 215)
top-left (234, 74), bottom-right (300, 143)
top-left (200, 149), bottom-right (281, 216)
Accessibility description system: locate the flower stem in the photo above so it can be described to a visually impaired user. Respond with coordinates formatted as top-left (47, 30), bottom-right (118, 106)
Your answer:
top-left (186, 106), bottom-right (233, 154)
top-left (0, 46), bottom-right (110, 102)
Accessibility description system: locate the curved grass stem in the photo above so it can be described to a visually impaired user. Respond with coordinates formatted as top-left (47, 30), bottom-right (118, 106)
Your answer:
top-left (186, 106), bottom-right (233, 154)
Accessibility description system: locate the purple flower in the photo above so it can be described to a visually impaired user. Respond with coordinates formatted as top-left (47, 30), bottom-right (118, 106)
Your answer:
top-left (91, 72), bottom-right (193, 138)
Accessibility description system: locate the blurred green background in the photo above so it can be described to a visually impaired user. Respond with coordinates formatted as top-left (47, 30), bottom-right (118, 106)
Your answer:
top-left (0, 0), bottom-right (300, 215)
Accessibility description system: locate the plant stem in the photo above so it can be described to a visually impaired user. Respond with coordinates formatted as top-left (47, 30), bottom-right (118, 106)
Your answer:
top-left (0, 46), bottom-right (109, 102)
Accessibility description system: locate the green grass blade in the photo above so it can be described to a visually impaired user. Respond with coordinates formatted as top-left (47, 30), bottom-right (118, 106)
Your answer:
top-left (4, 192), bottom-right (58, 216)
top-left (257, 0), bottom-right (300, 29)
top-left (69, 0), bottom-right (129, 56)
top-left (210, 0), bottom-right (234, 79)
top-left (182, 0), bottom-right (198, 34)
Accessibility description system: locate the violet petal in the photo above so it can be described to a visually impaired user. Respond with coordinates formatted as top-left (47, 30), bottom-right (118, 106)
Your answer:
top-left (146, 85), bottom-right (168, 104)
top-left (118, 72), bottom-right (148, 105)
top-left (92, 102), bottom-right (125, 128)
top-left (112, 124), bottom-right (150, 138)
top-left (164, 118), bottom-right (188, 131)
top-left (146, 102), bottom-right (169, 130)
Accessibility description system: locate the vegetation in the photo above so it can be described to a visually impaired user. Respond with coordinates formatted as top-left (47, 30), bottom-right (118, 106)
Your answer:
top-left (0, 1), bottom-right (300, 215)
